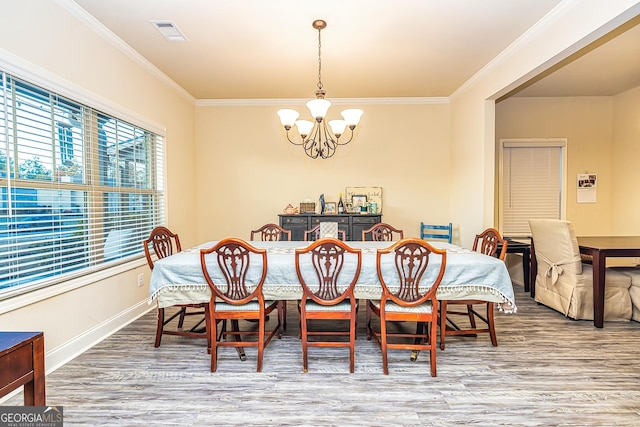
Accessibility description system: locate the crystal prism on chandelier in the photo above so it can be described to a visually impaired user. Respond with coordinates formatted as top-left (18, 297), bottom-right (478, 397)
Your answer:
top-left (277, 19), bottom-right (363, 159)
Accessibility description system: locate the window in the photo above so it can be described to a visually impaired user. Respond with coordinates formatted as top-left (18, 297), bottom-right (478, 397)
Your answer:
top-left (498, 139), bottom-right (567, 235)
top-left (0, 71), bottom-right (165, 297)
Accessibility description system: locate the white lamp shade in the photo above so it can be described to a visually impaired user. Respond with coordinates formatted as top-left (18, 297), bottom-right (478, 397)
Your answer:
top-left (295, 120), bottom-right (314, 137)
top-left (306, 99), bottom-right (331, 119)
top-left (277, 109), bottom-right (300, 127)
top-left (341, 109), bottom-right (364, 126)
top-left (329, 120), bottom-right (347, 136)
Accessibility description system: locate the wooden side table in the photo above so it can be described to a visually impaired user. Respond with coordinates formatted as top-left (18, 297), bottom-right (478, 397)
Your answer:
top-left (0, 332), bottom-right (45, 405)
top-left (500, 238), bottom-right (532, 292)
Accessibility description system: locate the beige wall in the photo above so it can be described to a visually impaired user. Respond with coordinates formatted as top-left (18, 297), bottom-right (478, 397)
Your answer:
top-left (449, 94), bottom-right (496, 247)
top-left (611, 86), bottom-right (640, 235)
top-left (194, 102), bottom-right (451, 242)
top-left (0, 1), bottom-right (196, 368)
top-left (495, 96), bottom-right (615, 235)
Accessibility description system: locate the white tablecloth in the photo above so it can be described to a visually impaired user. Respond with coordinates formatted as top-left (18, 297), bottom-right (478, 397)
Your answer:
top-left (148, 241), bottom-right (517, 313)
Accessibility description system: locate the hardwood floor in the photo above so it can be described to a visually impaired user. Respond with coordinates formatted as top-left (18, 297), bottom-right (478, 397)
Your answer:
top-left (6, 291), bottom-right (640, 426)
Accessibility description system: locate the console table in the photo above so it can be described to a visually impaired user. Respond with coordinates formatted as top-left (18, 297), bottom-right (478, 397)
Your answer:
top-left (279, 213), bottom-right (382, 241)
top-left (0, 331), bottom-right (45, 405)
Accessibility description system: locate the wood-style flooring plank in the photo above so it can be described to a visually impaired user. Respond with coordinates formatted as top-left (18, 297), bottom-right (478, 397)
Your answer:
top-left (5, 289), bottom-right (640, 426)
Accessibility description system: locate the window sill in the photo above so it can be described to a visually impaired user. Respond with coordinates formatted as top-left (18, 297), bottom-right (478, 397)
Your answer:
top-left (0, 257), bottom-right (147, 315)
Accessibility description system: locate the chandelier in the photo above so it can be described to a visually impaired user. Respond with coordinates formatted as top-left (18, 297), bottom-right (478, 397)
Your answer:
top-left (277, 20), bottom-right (363, 159)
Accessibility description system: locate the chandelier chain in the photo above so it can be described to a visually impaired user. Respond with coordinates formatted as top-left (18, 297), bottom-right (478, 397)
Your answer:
top-left (317, 26), bottom-right (323, 92)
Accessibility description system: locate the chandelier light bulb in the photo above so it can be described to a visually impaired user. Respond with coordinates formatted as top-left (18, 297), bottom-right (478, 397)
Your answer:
top-left (295, 120), bottom-right (314, 138)
top-left (341, 109), bottom-right (364, 127)
top-left (277, 109), bottom-right (300, 129)
top-left (306, 98), bottom-right (331, 120)
top-left (329, 120), bottom-right (347, 138)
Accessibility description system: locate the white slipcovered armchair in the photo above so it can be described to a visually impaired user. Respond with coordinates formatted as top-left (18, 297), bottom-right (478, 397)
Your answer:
top-left (615, 268), bottom-right (640, 322)
top-left (529, 219), bottom-right (632, 321)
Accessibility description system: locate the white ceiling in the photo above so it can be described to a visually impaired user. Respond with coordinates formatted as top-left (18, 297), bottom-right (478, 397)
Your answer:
top-left (70, 0), bottom-right (640, 100)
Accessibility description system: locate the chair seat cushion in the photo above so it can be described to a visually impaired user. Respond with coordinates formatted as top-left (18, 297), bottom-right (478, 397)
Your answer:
top-left (616, 267), bottom-right (640, 287)
top-left (580, 265), bottom-right (633, 289)
top-left (214, 300), bottom-right (277, 312)
top-left (613, 267), bottom-right (640, 322)
top-left (558, 265), bottom-right (631, 321)
top-left (370, 300), bottom-right (434, 314)
top-left (300, 299), bottom-right (358, 312)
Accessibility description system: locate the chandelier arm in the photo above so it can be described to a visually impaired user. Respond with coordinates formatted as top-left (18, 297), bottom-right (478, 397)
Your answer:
top-left (300, 121), bottom-right (334, 159)
top-left (301, 121), bottom-right (322, 158)
top-left (319, 121), bottom-right (338, 158)
top-left (303, 137), bottom-right (319, 159)
top-left (284, 129), bottom-right (305, 146)
top-left (335, 128), bottom-right (356, 146)
top-left (321, 121), bottom-right (338, 150)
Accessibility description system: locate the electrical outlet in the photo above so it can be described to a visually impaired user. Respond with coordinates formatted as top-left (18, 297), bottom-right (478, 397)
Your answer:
top-left (137, 273), bottom-right (144, 287)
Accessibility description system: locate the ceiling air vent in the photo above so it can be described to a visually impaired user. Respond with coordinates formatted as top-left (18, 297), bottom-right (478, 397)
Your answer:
top-left (150, 20), bottom-right (188, 42)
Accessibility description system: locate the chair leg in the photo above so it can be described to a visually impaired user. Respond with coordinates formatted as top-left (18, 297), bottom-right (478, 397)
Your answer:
top-left (154, 307), bottom-right (164, 348)
top-left (424, 321), bottom-right (431, 345)
top-left (467, 304), bottom-right (477, 329)
top-left (354, 301), bottom-right (358, 340)
top-left (205, 308), bottom-right (212, 354)
top-left (277, 301), bottom-right (285, 338)
top-left (257, 316), bottom-right (265, 373)
top-left (177, 307), bottom-right (187, 328)
top-left (487, 302), bottom-right (498, 346)
top-left (410, 322), bottom-right (424, 361)
top-left (211, 316), bottom-right (219, 372)
top-left (350, 312), bottom-right (356, 374)
top-left (297, 302), bottom-right (302, 339)
top-left (439, 301), bottom-right (447, 350)
top-left (301, 313), bottom-right (309, 373)
top-left (429, 319), bottom-right (437, 377)
top-left (366, 302), bottom-right (372, 341)
top-left (231, 320), bottom-right (247, 361)
top-left (381, 318), bottom-right (389, 375)
top-left (279, 301), bottom-right (287, 332)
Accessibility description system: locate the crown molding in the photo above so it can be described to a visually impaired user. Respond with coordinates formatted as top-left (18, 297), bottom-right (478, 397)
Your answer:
top-left (54, 0), bottom-right (195, 105)
top-left (195, 97), bottom-right (449, 107)
top-left (450, 0), bottom-right (579, 101)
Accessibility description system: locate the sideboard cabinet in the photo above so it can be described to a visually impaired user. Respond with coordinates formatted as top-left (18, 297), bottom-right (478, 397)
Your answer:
top-left (279, 213), bottom-right (382, 241)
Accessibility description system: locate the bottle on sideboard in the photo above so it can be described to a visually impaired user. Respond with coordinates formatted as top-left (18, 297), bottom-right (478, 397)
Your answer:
top-left (338, 192), bottom-right (344, 214)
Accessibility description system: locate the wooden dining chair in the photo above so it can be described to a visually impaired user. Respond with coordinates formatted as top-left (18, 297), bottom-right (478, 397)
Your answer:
top-left (366, 238), bottom-right (447, 376)
top-left (362, 223), bottom-right (404, 241)
top-left (420, 222), bottom-right (453, 243)
top-left (439, 227), bottom-right (507, 350)
top-left (144, 226), bottom-right (209, 349)
top-left (304, 223), bottom-right (346, 241)
top-left (250, 223), bottom-right (291, 333)
top-left (250, 223), bottom-right (291, 241)
top-left (295, 238), bottom-right (362, 373)
top-left (200, 238), bottom-right (281, 372)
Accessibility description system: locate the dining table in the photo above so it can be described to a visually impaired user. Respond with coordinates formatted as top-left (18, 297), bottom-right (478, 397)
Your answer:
top-left (148, 240), bottom-right (517, 315)
top-left (576, 236), bottom-right (640, 328)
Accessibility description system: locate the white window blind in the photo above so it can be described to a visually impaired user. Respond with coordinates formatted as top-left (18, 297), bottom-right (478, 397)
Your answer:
top-left (0, 72), bottom-right (165, 297)
top-left (500, 140), bottom-right (565, 235)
